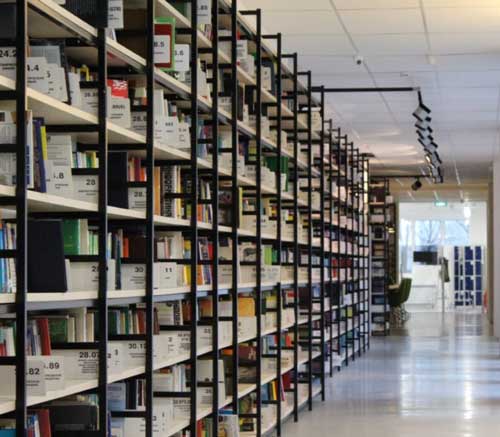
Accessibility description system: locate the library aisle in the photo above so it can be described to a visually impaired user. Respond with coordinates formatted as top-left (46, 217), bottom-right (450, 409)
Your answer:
top-left (284, 313), bottom-right (500, 437)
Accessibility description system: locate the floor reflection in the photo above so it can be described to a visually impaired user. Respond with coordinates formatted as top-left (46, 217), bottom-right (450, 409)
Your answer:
top-left (283, 311), bottom-right (500, 437)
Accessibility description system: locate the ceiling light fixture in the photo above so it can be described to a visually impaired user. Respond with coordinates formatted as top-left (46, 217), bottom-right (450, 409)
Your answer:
top-left (425, 151), bottom-right (442, 167)
top-left (411, 178), bottom-right (422, 191)
top-left (413, 92), bottom-right (432, 123)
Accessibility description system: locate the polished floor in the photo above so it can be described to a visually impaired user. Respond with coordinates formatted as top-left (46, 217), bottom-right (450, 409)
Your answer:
top-left (283, 312), bottom-right (500, 437)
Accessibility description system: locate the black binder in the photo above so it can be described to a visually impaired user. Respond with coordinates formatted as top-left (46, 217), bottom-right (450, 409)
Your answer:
top-left (108, 152), bottom-right (129, 209)
top-left (28, 220), bottom-right (68, 293)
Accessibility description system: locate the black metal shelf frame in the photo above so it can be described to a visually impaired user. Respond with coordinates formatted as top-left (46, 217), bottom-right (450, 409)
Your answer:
top-left (2, 1), bottom-right (375, 434)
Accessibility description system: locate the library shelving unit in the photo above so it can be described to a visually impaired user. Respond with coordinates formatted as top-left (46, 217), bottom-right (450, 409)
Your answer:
top-left (0, 1), bottom-right (372, 436)
top-left (387, 202), bottom-right (397, 284)
top-left (453, 246), bottom-right (484, 308)
top-left (369, 177), bottom-right (391, 336)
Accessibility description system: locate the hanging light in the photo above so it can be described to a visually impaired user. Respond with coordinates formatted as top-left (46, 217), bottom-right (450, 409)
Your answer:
top-left (413, 91), bottom-right (432, 122)
top-left (411, 178), bottom-right (422, 191)
top-left (425, 151), bottom-right (442, 167)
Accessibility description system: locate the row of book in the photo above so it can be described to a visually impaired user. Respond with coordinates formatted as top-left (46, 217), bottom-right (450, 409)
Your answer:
top-left (0, 393), bottom-right (100, 436)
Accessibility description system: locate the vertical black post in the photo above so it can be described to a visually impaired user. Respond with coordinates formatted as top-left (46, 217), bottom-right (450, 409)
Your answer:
top-left (355, 149), bottom-right (361, 357)
top-left (349, 141), bottom-right (355, 362)
top-left (336, 133), bottom-right (343, 370)
top-left (343, 136), bottom-right (349, 366)
top-left (360, 156), bottom-right (367, 352)
top-left (275, 32), bottom-right (283, 437)
top-left (291, 53), bottom-right (299, 423)
top-left (318, 87), bottom-right (326, 401)
top-left (190, 1), bottom-right (199, 434)
top-left (367, 161), bottom-right (372, 346)
top-left (384, 178), bottom-right (389, 336)
top-left (328, 122), bottom-right (334, 378)
top-left (230, 0), bottom-right (240, 417)
top-left (145, 0), bottom-right (155, 435)
top-left (255, 10), bottom-right (263, 436)
top-left (15, 1), bottom-right (27, 435)
top-left (297, 70), bottom-right (313, 410)
top-left (211, 0), bottom-right (220, 434)
top-left (97, 23), bottom-right (109, 436)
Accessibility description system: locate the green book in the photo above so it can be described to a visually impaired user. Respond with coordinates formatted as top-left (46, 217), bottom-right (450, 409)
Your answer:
top-left (63, 220), bottom-right (81, 255)
top-left (109, 310), bottom-right (119, 336)
top-left (48, 317), bottom-right (68, 343)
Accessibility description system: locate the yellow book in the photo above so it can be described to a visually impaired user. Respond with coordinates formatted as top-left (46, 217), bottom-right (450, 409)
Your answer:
top-left (238, 297), bottom-right (256, 317)
top-left (40, 125), bottom-right (48, 160)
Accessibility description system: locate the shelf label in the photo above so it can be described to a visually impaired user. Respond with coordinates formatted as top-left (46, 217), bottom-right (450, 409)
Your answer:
top-left (45, 160), bottom-right (74, 197)
top-left (108, 0), bottom-right (124, 29)
top-left (74, 174), bottom-right (99, 203)
top-left (52, 349), bottom-right (98, 380)
top-left (27, 359), bottom-right (47, 396)
top-left (198, 0), bottom-right (211, 25)
top-left (0, 47), bottom-right (16, 80)
top-left (157, 262), bottom-right (178, 289)
top-left (154, 35), bottom-right (171, 65)
top-left (121, 263), bottom-right (146, 290)
top-left (38, 356), bottom-right (65, 391)
top-left (174, 44), bottom-right (190, 73)
top-left (128, 187), bottom-right (147, 211)
top-left (27, 57), bottom-right (49, 94)
top-left (177, 121), bottom-right (190, 149)
top-left (81, 88), bottom-right (99, 115)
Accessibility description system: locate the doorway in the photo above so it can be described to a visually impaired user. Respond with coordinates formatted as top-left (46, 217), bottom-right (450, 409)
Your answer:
top-left (398, 202), bottom-right (487, 313)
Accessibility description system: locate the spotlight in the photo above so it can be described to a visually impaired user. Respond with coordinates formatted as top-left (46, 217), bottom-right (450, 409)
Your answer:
top-left (411, 178), bottom-right (422, 191)
top-left (429, 166), bottom-right (443, 184)
top-left (417, 129), bottom-right (434, 141)
top-left (413, 104), bottom-right (431, 122)
top-left (425, 151), bottom-right (442, 167)
top-left (418, 138), bottom-right (439, 154)
top-left (415, 118), bottom-right (431, 132)
top-left (413, 91), bottom-right (432, 122)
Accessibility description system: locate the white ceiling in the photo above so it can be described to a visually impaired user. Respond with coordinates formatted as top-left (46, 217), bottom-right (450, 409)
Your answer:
top-left (241, 0), bottom-right (500, 196)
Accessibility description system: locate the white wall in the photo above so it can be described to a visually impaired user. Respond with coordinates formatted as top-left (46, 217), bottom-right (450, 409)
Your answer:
top-left (493, 159), bottom-right (500, 337)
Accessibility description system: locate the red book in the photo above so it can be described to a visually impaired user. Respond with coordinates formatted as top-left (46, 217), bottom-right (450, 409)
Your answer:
top-left (36, 318), bottom-right (52, 356)
top-left (107, 79), bottom-right (129, 99)
top-left (137, 309), bottom-right (146, 334)
top-left (134, 157), bottom-right (141, 182)
top-left (282, 372), bottom-right (292, 390)
top-left (34, 409), bottom-right (52, 437)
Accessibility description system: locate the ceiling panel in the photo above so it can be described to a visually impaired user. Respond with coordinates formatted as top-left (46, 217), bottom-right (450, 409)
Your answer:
top-left (434, 54), bottom-right (500, 71)
top-left (338, 9), bottom-right (425, 34)
top-left (437, 71), bottom-right (500, 88)
top-left (429, 32), bottom-right (500, 55)
top-left (334, 0), bottom-right (419, 9)
top-left (423, 0), bottom-right (500, 6)
top-left (241, 0), bottom-right (500, 186)
top-left (353, 34), bottom-right (428, 55)
top-left (262, 11), bottom-right (344, 35)
top-left (367, 56), bottom-right (436, 73)
top-left (284, 35), bottom-right (355, 56)
top-left (241, 0), bottom-right (333, 11)
top-left (425, 7), bottom-right (500, 33)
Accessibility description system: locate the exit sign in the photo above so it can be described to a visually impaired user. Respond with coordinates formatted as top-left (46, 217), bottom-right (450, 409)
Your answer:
top-left (434, 201), bottom-right (448, 207)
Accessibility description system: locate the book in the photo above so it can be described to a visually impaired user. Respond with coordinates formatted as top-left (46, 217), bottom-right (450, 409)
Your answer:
top-left (63, 220), bottom-right (81, 255)
top-left (154, 17), bottom-right (176, 71)
top-left (28, 220), bottom-right (68, 293)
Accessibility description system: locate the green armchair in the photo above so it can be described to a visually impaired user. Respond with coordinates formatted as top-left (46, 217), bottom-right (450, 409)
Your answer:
top-left (389, 278), bottom-right (412, 327)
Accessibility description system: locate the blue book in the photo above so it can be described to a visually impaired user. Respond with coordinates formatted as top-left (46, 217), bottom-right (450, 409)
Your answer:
top-left (0, 430), bottom-right (15, 436)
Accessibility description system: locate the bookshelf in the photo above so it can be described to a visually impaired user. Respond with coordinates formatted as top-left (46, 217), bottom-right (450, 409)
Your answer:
top-left (0, 1), bottom-right (371, 436)
top-left (369, 177), bottom-right (391, 336)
